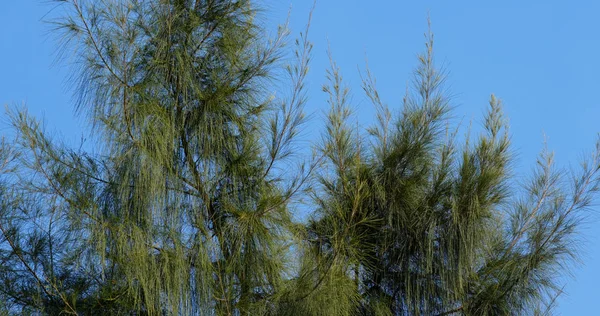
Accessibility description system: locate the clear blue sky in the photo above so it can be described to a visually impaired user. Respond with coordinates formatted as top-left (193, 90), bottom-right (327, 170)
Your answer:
top-left (2, 1), bottom-right (599, 314)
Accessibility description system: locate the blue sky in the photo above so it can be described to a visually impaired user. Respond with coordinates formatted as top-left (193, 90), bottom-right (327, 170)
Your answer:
top-left (2, 1), bottom-right (600, 314)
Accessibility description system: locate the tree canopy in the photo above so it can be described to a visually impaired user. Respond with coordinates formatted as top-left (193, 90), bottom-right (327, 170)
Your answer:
top-left (1, 1), bottom-right (599, 315)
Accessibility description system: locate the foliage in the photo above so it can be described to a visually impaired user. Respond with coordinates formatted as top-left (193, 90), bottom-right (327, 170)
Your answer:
top-left (1, 0), bottom-right (314, 314)
top-left (1, 1), bottom-right (599, 315)
top-left (294, 26), bottom-right (600, 316)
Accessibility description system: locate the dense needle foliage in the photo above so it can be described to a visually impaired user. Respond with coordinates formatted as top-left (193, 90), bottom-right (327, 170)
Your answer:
top-left (293, 30), bottom-right (600, 315)
top-left (1, 1), bottom-right (599, 315)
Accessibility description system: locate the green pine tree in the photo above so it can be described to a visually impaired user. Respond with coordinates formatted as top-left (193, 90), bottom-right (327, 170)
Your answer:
top-left (1, 0), bottom-right (314, 314)
top-left (1, 1), bottom-right (599, 315)
top-left (288, 25), bottom-right (600, 316)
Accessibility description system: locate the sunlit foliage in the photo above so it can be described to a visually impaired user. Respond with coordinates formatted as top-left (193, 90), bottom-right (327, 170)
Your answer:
top-left (1, 1), bottom-right (599, 315)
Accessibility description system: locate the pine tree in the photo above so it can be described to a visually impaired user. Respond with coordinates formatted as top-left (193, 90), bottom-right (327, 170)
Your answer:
top-left (0, 0), bottom-right (314, 314)
top-left (1, 1), bottom-right (599, 315)
top-left (292, 26), bottom-right (600, 316)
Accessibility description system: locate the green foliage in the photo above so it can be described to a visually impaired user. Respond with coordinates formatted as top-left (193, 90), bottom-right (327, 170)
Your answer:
top-left (1, 1), bottom-right (599, 315)
top-left (297, 25), bottom-right (600, 316)
top-left (1, 0), bottom-right (314, 314)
